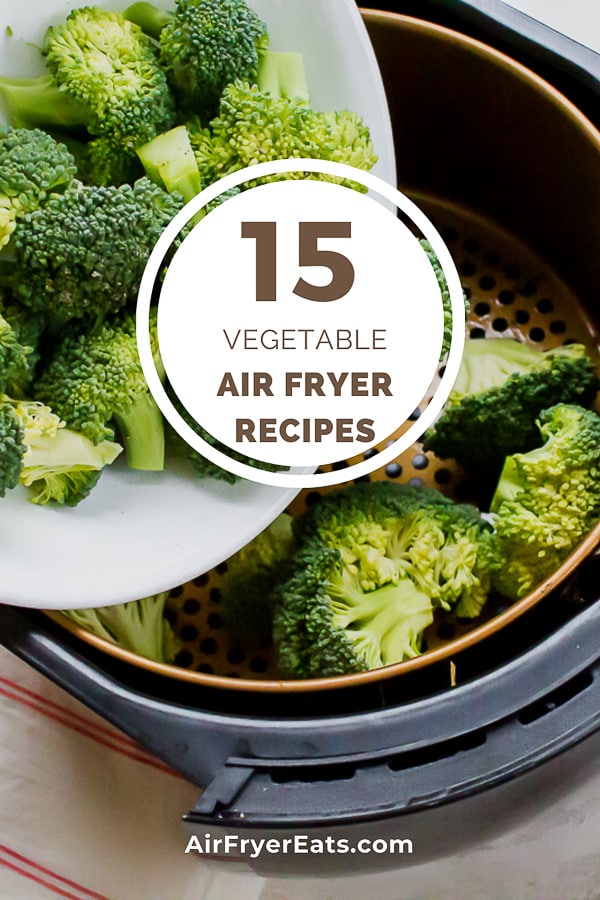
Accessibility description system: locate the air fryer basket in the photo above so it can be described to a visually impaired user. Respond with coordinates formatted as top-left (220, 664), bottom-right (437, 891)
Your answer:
top-left (45, 11), bottom-right (600, 692)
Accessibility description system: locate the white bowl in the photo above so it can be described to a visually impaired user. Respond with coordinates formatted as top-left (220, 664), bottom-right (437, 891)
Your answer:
top-left (0, 0), bottom-right (396, 609)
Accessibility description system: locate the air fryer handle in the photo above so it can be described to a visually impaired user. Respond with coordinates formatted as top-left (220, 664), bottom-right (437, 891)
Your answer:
top-left (0, 604), bottom-right (227, 786)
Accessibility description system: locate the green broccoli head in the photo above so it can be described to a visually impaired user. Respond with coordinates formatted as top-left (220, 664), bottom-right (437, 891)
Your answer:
top-left (423, 338), bottom-right (599, 475)
top-left (62, 591), bottom-right (180, 663)
top-left (34, 311), bottom-right (165, 472)
top-left (0, 312), bottom-right (33, 396)
top-left (490, 403), bottom-right (600, 600)
top-left (43, 6), bottom-right (175, 150)
top-left (11, 398), bottom-right (122, 506)
top-left (188, 81), bottom-right (377, 189)
top-left (220, 513), bottom-right (297, 640)
top-left (10, 178), bottom-right (182, 320)
top-left (273, 543), bottom-right (433, 679)
top-left (76, 137), bottom-right (144, 187)
top-left (126, 0), bottom-right (269, 117)
top-left (0, 127), bottom-right (76, 248)
top-left (295, 481), bottom-right (494, 621)
top-left (0, 401), bottom-right (24, 497)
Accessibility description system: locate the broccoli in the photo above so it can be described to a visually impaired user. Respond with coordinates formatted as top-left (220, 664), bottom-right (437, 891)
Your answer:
top-left (77, 136), bottom-right (144, 187)
top-left (273, 544), bottom-right (434, 679)
top-left (8, 177), bottom-right (182, 321)
top-left (124, 0), bottom-right (269, 117)
top-left (62, 591), bottom-right (180, 663)
top-left (270, 482), bottom-right (494, 679)
top-left (0, 311), bottom-right (33, 396)
top-left (11, 397), bottom-right (122, 505)
top-left (0, 401), bottom-right (23, 497)
top-left (188, 81), bottom-right (377, 189)
top-left (489, 404), bottom-right (600, 600)
top-left (294, 481), bottom-right (494, 619)
top-left (0, 127), bottom-right (76, 248)
top-left (418, 239), bottom-right (469, 361)
top-left (423, 338), bottom-right (598, 475)
top-left (220, 513), bottom-right (297, 639)
top-left (0, 396), bottom-right (122, 505)
top-left (137, 125), bottom-right (202, 203)
top-left (34, 311), bottom-right (165, 472)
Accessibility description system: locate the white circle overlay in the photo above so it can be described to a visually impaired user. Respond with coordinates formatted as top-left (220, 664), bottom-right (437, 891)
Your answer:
top-left (137, 158), bottom-right (465, 488)
top-left (157, 179), bottom-right (443, 468)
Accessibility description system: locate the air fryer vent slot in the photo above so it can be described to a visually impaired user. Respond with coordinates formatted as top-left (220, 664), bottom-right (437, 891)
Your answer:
top-left (518, 669), bottom-right (594, 725)
top-left (387, 730), bottom-right (486, 772)
top-left (270, 762), bottom-right (357, 785)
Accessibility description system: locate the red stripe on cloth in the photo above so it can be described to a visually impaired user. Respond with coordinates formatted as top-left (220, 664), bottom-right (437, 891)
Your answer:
top-left (0, 685), bottom-right (185, 780)
top-left (0, 846), bottom-right (111, 899)
top-left (0, 676), bottom-right (143, 749)
top-left (0, 857), bottom-right (91, 900)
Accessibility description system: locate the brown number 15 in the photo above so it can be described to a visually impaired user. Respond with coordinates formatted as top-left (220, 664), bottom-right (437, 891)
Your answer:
top-left (241, 221), bottom-right (355, 302)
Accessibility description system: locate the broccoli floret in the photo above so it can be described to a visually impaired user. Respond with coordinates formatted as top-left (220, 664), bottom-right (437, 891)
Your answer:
top-left (0, 127), bottom-right (76, 248)
top-left (273, 543), bottom-right (434, 679)
top-left (0, 401), bottom-right (23, 497)
top-left (9, 177), bottom-right (182, 320)
top-left (34, 312), bottom-right (165, 471)
top-left (220, 513), bottom-right (297, 640)
top-left (423, 339), bottom-right (598, 475)
top-left (294, 481), bottom-right (494, 620)
top-left (489, 404), bottom-right (600, 600)
top-left (0, 311), bottom-right (33, 396)
top-left (11, 397), bottom-right (122, 506)
top-left (62, 591), bottom-right (180, 663)
top-left (188, 81), bottom-right (377, 189)
top-left (125, 0), bottom-right (269, 117)
top-left (0, 295), bottom-right (45, 378)
top-left (44, 7), bottom-right (175, 149)
top-left (77, 137), bottom-right (144, 187)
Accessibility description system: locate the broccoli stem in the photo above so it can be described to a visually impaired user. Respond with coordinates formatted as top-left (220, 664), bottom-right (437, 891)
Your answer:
top-left (123, 2), bottom-right (173, 39)
top-left (113, 393), bottom-right (165, 471)
top-left (257, 51), bottom-right (310, 102)
top-left (0, 75), bottom-right (88, 130)
top-left (137, 125), bottom-right (201, 203)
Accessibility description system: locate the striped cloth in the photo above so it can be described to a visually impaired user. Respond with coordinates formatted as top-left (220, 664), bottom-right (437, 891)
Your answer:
top-left (0, 647), bottom-right (265, 900)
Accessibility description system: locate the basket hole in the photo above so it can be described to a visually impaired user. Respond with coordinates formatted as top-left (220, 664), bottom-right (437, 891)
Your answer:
top-left (529, 327), bottom-right (545, 342)
top-left (200, 638), bottom-right (217, 655)
top-left (549, 320), bottom-right (566, 334)
top-left (175, 649), bottom-right (193, 668)
top-left (207, 612), bottom-right (224, 629)
top-left (209, 587), bottom-right (222, 604)
top-left (460, 260), bottom-right (477, 277)
top-left (183, 598), bottom-right (201, 615)
top-left (474, 302), bottom-right (490, 317)
top-left (434, 468), bottom-right (451, 485)
top-left (498, 289), bottom-right (515, 305)
top-left (470, 327), bottom-right (486, 339)
top-left (515, 310), bottom-right (530, 324)
top-left (536, 298), bottom-right (554, 314)
top-left (227, 647), bottom-right (245, 664)
top-left (479, 275), bottom-right (495, 291)
top-left (492, 317), bottom-right (508, 332)
top-left (180, 624), bottom-right (199, 642)
top-left (197, 663), bottom-right (214, 674)
top-left (193, 573), bottom-right (209, 587)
